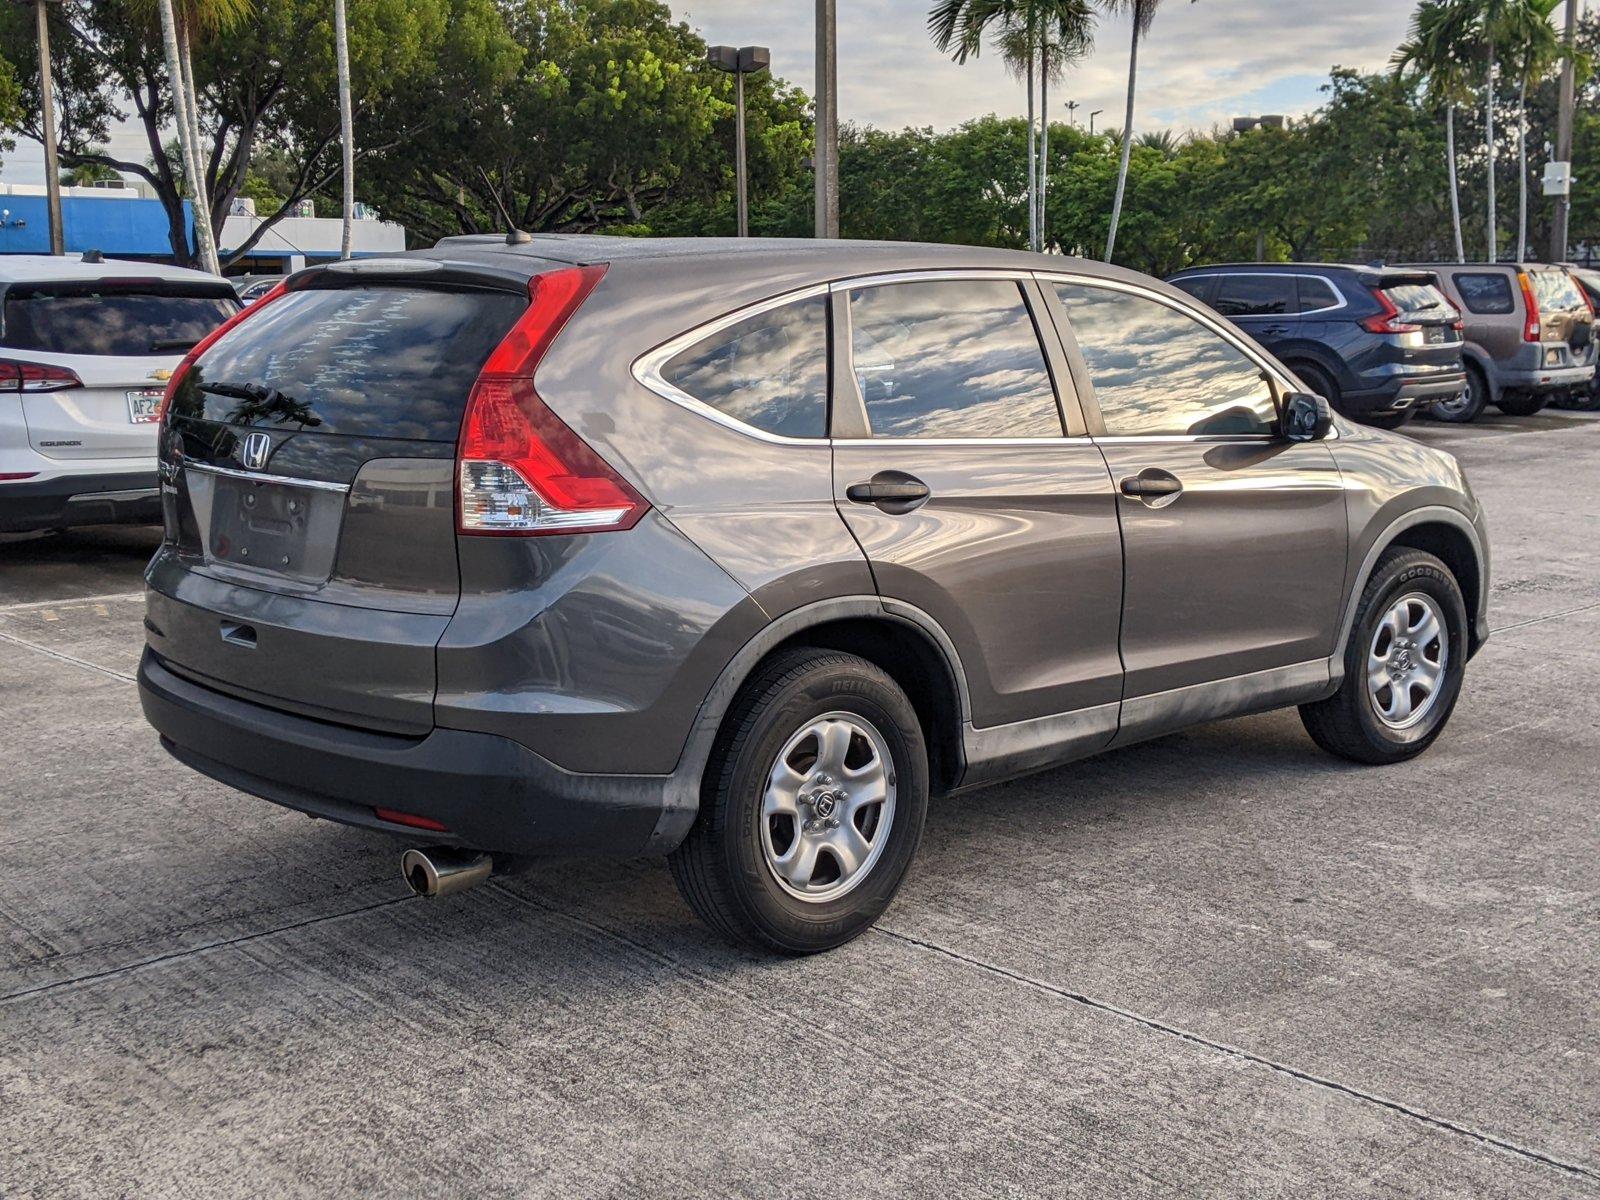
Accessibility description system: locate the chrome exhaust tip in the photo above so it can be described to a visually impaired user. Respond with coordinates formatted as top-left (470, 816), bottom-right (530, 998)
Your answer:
top-left (401, 846), bottom-right (493, 899)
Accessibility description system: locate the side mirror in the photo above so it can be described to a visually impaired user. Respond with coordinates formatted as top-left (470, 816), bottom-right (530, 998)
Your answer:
top-left (1283, 392), bottom-right (1332, 442)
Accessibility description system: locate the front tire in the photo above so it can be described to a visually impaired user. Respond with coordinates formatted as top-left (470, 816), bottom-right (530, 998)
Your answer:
top-left (1364, 409), bottom-right (1413, 431)
top-left (669, 648), bottom-right (929, 954)
top-left (1300, 548), bottom-right (1467, 765)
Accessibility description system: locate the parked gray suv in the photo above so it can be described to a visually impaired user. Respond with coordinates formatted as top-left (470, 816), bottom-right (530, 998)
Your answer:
top-left (138, 238), bottom-right (1490, 953)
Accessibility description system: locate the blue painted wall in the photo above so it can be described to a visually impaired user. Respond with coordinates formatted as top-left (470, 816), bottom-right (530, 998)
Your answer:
top-left (0, 193), bottom-right (192, 257)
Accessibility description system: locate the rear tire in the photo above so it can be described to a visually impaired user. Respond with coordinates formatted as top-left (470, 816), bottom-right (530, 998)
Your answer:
top-left (1300, 548), bottom-right (1467, 765)
top-left (1495, 391), bottom-right (1548, 416)
top-left (1292, 362), bottom-right (1342, 413)
top-left (669, 648), bottom-right (929, 954)
top-left (1430, 363), bottom-right (1488, 423)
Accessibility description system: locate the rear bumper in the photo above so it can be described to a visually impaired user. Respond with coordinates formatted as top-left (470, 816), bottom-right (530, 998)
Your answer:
top-left (1344, 372), bottom-right (1467, 414)
top-left (0, 469), bottom-right (160, 533)
top-left (1498, 364), bottom-right (1595, 393)
top-left (138, 648), bottom-right (674, 858)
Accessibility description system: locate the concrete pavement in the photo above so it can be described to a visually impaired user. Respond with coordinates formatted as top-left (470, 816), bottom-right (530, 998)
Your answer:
top-left (2, 411), bottom-right (1597, 1198)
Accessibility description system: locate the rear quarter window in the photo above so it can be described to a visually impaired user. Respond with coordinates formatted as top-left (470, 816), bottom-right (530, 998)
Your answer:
top-left (1454, 273), bottom-right (1515, 315)
top-left (1, 283), bottom-right (238, 356)
top-left (1296, 277), bottom-right (1341, 312)
top-left (172, 285), bottom-right (527, 441)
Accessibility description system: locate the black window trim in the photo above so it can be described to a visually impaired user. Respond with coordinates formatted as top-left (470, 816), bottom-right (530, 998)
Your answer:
top-left (1037, 271), bottom-right (1329, 445)
top-left (1169, 271), bottom-right (1349, 317)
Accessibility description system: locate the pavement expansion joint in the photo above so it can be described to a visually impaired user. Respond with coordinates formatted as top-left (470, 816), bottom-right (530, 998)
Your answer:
top-left (0, 629), bottom-right (137, 684)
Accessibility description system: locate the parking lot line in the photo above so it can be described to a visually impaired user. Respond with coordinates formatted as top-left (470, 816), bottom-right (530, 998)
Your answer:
top-left (0, 590), bottom-right (143, 615)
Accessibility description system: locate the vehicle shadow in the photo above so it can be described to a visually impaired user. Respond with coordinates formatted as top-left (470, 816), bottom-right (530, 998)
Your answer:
top-left (0, 524), bottom-right (162, 605)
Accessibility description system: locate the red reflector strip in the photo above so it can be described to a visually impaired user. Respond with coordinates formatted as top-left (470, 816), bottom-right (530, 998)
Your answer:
top-left (373, 807), bottom-right (451, 833)
top-left (0, 471), bottom-right (41, 481)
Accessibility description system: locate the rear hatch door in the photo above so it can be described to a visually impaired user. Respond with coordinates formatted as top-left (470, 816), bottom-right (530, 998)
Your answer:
top-left (1, 278), bottom-right (238, 459)
top-left (1528, 267), bottom-right (1594, 364)
top-left (1371, 272), bottom-right (1464, 370)
top-left (149, 264), bottom-right (534, 733)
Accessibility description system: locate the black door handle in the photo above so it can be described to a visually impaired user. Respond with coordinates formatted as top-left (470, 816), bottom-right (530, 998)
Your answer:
top-left (846, 471), bottom-right (931, 513)
top-left (1120, 471), bottom-right (1184, 503)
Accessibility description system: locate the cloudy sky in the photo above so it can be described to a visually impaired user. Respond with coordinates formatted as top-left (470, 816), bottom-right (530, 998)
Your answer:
top-left (3, 0), bottom-right (1417, 186)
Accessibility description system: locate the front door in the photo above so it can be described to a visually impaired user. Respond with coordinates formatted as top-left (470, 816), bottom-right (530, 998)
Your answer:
top-left (830, 276), bottom-right (1124, 761)
top-left (1046, 278), bottom-right (1349, 740)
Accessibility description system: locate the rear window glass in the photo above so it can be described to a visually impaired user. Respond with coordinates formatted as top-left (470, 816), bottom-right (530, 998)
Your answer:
top-left (1532, 270), bottom-right (1586, 313)
top-left (660, 295), bottom-right (829, 438)
top-left (1381, 283), bottom-right (1452, 318)
top-left (173, 286), bottom-right (526, 441)
top-left (1455, 273), bottom-right (1515, 315)
top-left (1, 285), bottom-right (238, 356)
top-left (1213, 275), bottom-right (1296, 317)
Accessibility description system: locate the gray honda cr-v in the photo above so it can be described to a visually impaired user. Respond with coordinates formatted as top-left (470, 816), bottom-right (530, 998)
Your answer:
top-left (139, 237), bottom-right (1490, 954)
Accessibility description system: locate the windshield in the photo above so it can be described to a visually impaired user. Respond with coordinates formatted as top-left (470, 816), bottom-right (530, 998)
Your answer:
top-left (1, 284), bottom-right (238, 356)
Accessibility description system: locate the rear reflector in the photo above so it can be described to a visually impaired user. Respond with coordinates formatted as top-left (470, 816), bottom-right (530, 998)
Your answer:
top-left (373, 807), bottom-right (451, 833)
top-left (0, 359), bottom-right (82, 392)
top-left (158, 280), bottom-right (289, 424)
top-left (0, 471), bottom-right (41, 481)
top-left (457, 265), bottom-right (648, 537)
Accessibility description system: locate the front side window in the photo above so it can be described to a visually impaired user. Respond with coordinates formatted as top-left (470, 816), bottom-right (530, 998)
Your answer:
top-left (1054, 282), bottom-right (1278, 438)
top-left (1213, 274), bottom-right (1297, 317)
top-left (660, 295), bottom-right (829, 438)
top-left (848, 279), bottom-right (1061, 438)
top-left (1455, 273), bottom-right (1515, 315)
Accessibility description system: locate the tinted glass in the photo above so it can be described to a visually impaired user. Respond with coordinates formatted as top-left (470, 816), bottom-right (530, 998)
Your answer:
top-left (1171, 277), bottom-right (1212, 301)
top-left (1296, 277), bottom-right (1341, 312)
top-left (2, 285), bottom-right (238, 356)
top-left (1532, 269), bottom-right (1586, 312)
top-left (1455, 273), bottom-right (1515, 315)
top-left (1382, 282), bottom-right (1453, 318)
top-left (848, 280), bottom-right (1060, 438)
top-left (1213, 275), bottom-right (1296, 317)
top-left (173, 286), bottom-right (526, 441)
top-left (1055, 282), bottom-right (1277, 437)
top-left (661, 295), bottom-right (829, 438)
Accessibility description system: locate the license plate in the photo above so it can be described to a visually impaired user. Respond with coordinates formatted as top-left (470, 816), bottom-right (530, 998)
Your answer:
top-left (1546, 348), bottom-right (1563, 366)
top-left (126, 388), bottom-right (164, 424)
top-left (1424, 326), bottom-right (1450, 345)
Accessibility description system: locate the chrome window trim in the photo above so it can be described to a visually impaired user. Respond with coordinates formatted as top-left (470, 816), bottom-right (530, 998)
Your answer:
top-left (1166, 271), bottom-right (1349, 316)
top-left (630, 283), bottom-right (833, 447)
top-left (182, 461), bottom-right (352, 494)
top-left (828, 267), bottom-right (1036, 291)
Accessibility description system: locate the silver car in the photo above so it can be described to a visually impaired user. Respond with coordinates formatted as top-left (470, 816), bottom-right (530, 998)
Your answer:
top-left (138, 238), bottom-right (1490, 953)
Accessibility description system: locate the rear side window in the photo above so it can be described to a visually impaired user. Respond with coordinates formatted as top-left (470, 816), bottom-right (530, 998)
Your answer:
top-left (660, 295), bottom-right (829, 438)
top-left (848, 280), bottom-right (1061, 438)
top-left (1170, 277), bottom-right (1213, 302)
top-left (1531, 270), bottom-right (1586, 313)
top-left (1055, 282), bottom-right (1277, 438)
top-left (1454, 273), bottom-right (1514, 315)
top-left (1, 284), bottom-right (238, 356)
top-left (173, 286), bottom-right (527, 441)
top-left (1296, 277), bottom-right (1341, 312)
top-left (1213, 275), bottom-right (1296, 317)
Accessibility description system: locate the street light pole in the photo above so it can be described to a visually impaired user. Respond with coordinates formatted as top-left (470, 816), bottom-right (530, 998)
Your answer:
top-left (1551, 0), bottom-right (1578, 262)
top-left (708, 45), bottom-right (770, 238)
top-left (815, 0), bottom-right (839, 239)
top-left (1089, 109), bottom-right (1104, 137)
top-left (34, 0), bottom-right (64, 255)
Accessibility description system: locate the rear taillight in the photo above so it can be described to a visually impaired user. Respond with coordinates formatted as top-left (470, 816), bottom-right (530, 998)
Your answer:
top-left (1517, 272), bottom-right (1542, 342)
top-left (1361, 290), bottom-right (1420, 335)
top-left (157, 281), bottom-right (289, 425)
top-left (0, 359), bottom-right (82, 392)
top-left (456, 265), bottom-right (647, 537)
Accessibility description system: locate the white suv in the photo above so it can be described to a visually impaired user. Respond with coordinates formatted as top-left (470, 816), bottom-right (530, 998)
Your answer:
top-left (1, 254), bottom-right (238, 533)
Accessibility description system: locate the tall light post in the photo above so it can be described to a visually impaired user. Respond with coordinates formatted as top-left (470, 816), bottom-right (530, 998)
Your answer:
top-left (27, 0), bottom-right (64, 255)
top-left (708, 45), bottom-right (770, 238)
top-left (1551, 0), bottom-right (1579, 262)
top-left (815, 0), bottom-right (838, 239)
top-left (1089, 109), bottom-right (1104, 136)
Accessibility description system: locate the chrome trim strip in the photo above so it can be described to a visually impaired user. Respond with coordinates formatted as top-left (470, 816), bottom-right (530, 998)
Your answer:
top-left (182, 461), bottom-right (352, 494)
top-left (631, 283), bottom-right (833, 446)
top-left (828, 267), bottom-right (1037, 291)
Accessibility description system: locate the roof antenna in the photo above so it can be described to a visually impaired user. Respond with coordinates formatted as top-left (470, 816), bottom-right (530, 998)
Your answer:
top-left (477, 167), bottom-right (532, 245)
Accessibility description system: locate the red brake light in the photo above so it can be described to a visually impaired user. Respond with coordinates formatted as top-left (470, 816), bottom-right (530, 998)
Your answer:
top-left (0, 359), bottom-right (83, 392)
top-left (456, 265), bottom-right (648, 537)
top-left (1361, 289), bottom-right (1420, 335)
top-left (157, 281), bottom-right (289, 424)
top-left (1517, 272), bottom-right (1542, 342)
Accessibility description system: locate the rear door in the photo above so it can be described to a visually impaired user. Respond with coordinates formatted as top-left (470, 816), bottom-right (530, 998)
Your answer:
top-left (829, 273), bottom-right (1124, 746)
top-left (1045, 277), bottom-right (1347, 741)
top-left (1528, 267), bottom-right (1595, 368)
top-left (1, 279), bottom-right (238, 460)
top-left (148, 272), bottom-right (532, 733)
top-left (1374, 275), bottom-right (1464, 373)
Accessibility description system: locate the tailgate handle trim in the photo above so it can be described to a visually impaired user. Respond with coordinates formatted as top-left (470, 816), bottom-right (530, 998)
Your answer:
top-left (184, 461), bottom-right (351, 494)
top-left (220, 621), bottom-right (258, 649)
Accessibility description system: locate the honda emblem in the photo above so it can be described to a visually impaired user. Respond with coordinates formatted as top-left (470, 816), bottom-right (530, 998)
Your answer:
top-left (238, 431), bottom-right (272, 470)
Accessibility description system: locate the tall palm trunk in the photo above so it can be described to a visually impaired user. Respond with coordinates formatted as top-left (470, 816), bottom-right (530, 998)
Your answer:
top-left (155, 0), bottom-right (217, 272)
top-left (175, 19), bottom-right (218, 272)
top-left (1517, 75), bottom-right (1528, 260)
top-left (1039, 42), bottom-right (1049, 252)
top-left (1105, 23), bottom-right (1139, 262)
top-left (1026, 42), bottom-right (1037, 252)
top-left (1447, 104), bottom-right (1466, 262)
top-left (1485, 39), bottom-right (1498, 261)
top-left (334, 0), bottom-right (355, 260)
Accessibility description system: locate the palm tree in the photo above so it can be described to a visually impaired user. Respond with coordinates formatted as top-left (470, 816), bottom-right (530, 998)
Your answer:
top-left (929, 0), bottom-right (1094, 252)
top-left (335, 0), bottom-right (355, 260)
top-left (1101, 0), bottom-right (1194, 263)
top-left (1394, 0), bottom-right (1478, 262)
top-left (1504, 0), bottom-right (1564, 258)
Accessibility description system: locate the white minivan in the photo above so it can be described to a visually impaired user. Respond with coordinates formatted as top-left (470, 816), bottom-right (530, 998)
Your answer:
top-left (1, 254), bottom-right (238, 533)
